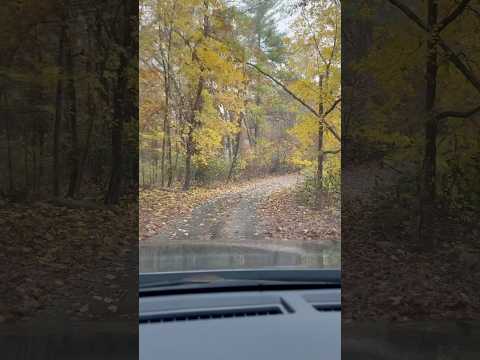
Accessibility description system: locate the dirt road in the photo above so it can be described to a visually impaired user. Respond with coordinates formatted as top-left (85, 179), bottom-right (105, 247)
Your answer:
top-left (142, 174), bottom-right (302, 245)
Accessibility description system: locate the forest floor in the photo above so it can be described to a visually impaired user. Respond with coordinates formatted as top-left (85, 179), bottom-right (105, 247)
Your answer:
top-left (342, 162), bottom-right (480, 321)
top-left (0, 196), bottom-right (138, 325)
top-left (257, 189), bottom-right (340, 243)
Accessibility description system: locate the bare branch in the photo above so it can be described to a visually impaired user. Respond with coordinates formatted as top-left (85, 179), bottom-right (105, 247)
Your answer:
top-left (436, 104), bottom-right (480, 120)
top-left (300, 9), bottom-right (328, 68)
top-left (386, 1), bottom-right (480, 94)
top-left (438, 0), bottom-right (472, 32)
top-left (246, 62), bottom-right (341, 142)
top-left (323, 149), bottom-right (341, 155)
top-left (325, 98), bottom-right (341, 116)
top-left (438, 39), bottom-right (480, 93)
top-left (386, 0), bottom-right (428, 31)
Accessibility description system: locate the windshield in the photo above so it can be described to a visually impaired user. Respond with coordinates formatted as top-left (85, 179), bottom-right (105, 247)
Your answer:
top-left (139, 0), bottom-right (341, 276)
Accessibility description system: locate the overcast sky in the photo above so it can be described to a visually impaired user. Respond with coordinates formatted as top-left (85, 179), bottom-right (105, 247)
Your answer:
top-left (230, 0), bottom-right (298, 36)
top-left (276, 11), bottom-right (295, 35)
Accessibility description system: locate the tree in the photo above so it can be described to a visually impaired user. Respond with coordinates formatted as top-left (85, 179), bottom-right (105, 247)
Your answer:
top-left (386, 0), bottom-right (480, 244)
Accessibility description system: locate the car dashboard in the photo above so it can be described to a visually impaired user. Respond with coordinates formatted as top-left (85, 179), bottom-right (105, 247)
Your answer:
top-left (140, 287), bottom-right (340, 360)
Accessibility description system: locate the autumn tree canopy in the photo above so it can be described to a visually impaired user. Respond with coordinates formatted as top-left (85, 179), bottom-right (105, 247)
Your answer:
top-left (139, 0), bottom-right (341, 198)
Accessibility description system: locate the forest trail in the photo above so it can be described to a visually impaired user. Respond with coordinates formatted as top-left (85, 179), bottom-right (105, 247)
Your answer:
top-left (142, 174), bottom-right (301, 245)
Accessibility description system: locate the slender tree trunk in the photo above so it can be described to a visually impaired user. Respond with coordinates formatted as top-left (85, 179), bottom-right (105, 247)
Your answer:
top-left (183, 78), bottom-right (204, 191)
top-left (254, 92), bottom-right (260, 144)
top-left (39, 130), bottom-right (45, 193)
top-left (183, 91), bottom-right (203, 191)
top-left (419, 0), bottom-right (439, 246)
top-left (184, 130), bottom-right (194, 191)
top-left (75, 24), bottom-right (96, 195)
top-left (165, 97), bottom-right (173, 187)
top-left (76, 83), bottom-right (95, 196)
top-left (317, 121), bottom-right (324, 187)
top-left (162, 30), bottom-right (174, 187)
top-left (228, 63), bottom-right (248, 182)
top-left (4, 95), bottom-right (14, 193)
top-left (173, 139), bottom-right (179, 182)
top-left (183, 1), bottom-right (210, 190)
top-left (317, 76), bottom-right (325, 199)
top-left (32, 118), bottom-right (38, 193)
top-left (183, 66), bottom-right (205, 189)
top-left (23, 124), bottom-right (29, 191)
top-left (105, 1), bottom-right (135, 204)
top-left (159, 72), bottom-right (167, 187)
top-left (166, 131), bottom-right (173, 186)
top-left (54, 22), bottom-right (66, 197)
top-left (66, 32), bottom-right (80, 198)
top-left (227, 113), bottom-right (243, 182)
top-left (160, 128), bottom-right (165, 186)
top-left (105, 73), bottom-right (125, 204)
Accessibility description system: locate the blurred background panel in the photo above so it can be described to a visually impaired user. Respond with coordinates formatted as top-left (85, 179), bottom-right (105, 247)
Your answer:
top-left (0, 0), bottom-right (139, 355)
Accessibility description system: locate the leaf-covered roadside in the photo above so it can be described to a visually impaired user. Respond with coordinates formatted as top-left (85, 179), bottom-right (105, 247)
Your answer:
top-left (257, 188), bottom-right (340, 243)
top-left (0, 198), bottom-right (137, 323)
top-left (140, 187), bottom-right (226, 241)
top-left (343, 196), bottom-right (480, 322)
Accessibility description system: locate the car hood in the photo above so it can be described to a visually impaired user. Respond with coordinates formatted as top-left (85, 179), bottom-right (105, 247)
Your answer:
top-left (139, 241), bottom-right (340, 273)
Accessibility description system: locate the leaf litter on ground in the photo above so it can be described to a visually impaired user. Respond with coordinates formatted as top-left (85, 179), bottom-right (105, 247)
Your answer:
top-left (257, 188), bottom-right (340, 243)
top-left (0, 194), bottom-right (137, 323)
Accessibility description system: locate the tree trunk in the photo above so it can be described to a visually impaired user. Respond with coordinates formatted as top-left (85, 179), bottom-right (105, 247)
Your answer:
top-left (162, 28), bottom-right (174, 188)
top-left (160, 126), bottom-right (165, 186)
top-left (75, 23), bottom-right (96, 196)
top-left (419, 0), bottom-right (439, 246)
top-left (66, 32), bottom-right (80, 198)
top-left (317, 120), bottom-right (325, 188)
top-left (183, 128), bottom-right (194, 191)
top-left (76, 83), bottom-right (95, 196)
top-left (166, 103), bottom-right (173, 187)
top-left (317, 76), bottom-right (325, 199)
top-left (182, 10), bottom-right (208, 190)
top-left (105, 1), bottom-right (135, 204)
top-left (23, 124), bottom-right (29, 191)
top-left (4, 95), bottom-right (14, 193)
top-left (183, 75), bottom-right (205, 191)
top-left (254, 92), bottom-right (260, 144)
top-left (105, 69), bottom-right (127, 204)
top-left (54, 22), bottom-right (66, 197)
top-left (227, 113), bottom-right (243, 182)
top-left (173, 138), bottom-right (179, 182)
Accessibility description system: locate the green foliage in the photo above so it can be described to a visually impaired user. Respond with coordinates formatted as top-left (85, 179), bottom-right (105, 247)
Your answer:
top-left (295, 163), bottom-right (340, 209)
top-left (194, 157), bottom-right (230, 185)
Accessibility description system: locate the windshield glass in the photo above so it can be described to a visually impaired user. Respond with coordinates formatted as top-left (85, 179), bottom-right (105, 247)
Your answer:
top-left (139, 0), bottom-right (341, 275)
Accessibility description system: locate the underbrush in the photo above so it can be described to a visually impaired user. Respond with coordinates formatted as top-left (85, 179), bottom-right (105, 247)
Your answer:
top-left (296, 168), bottom-right (340, 209)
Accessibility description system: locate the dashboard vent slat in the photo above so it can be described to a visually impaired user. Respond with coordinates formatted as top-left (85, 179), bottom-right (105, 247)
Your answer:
top-left (140, 306), bottom-right (283, 324)
top-left (313, 304), bottom-right (341, 312)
